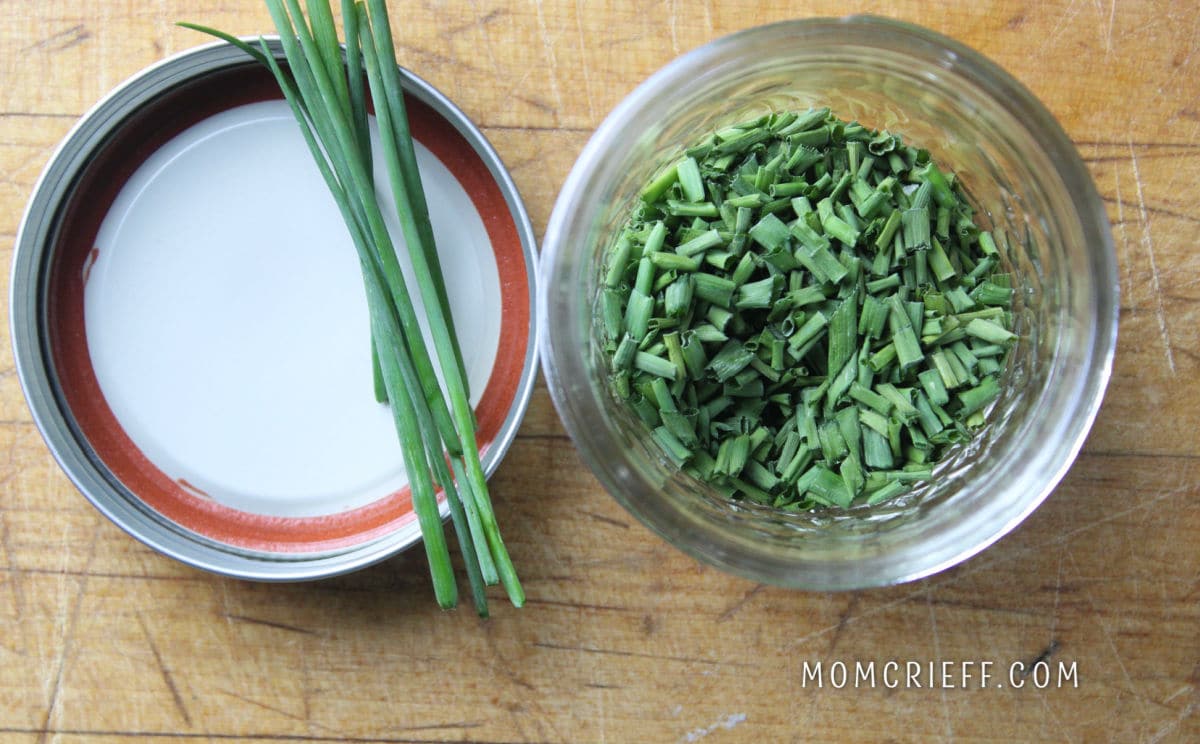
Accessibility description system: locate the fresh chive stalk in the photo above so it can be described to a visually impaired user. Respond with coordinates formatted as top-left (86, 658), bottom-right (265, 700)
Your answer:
top-left (182, 0), bottom-right (522, 614)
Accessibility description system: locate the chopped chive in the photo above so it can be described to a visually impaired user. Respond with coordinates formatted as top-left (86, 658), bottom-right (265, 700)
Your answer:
top-left (902, 207), bottom-right (930, 252)
top-left (978, 230), bottom-right (999, 256)
top-left (793, 237), bottom-right (849, 285)
top-left (677, 156), bottom-right (705, 202)
top-left (667, 200), bottom-right (720, 218)
top-left (957, 376), bottom-right (1001, 415)
top-left (817, 197), bottom-right (860, 246)
top-left (605, 234), bottom-right (633, 288)
top-left (876, 383), bottom-right (919, 423)
top-left (652, 426), bottom-right (693, 465)
top-left (727, 252), bottom-right (755, 287)
top-left (624, 290), bottom-right (654, 342)
top-left (664, 276), bottom-right (694, 318)
top-left (649, 251), bottom-right (702, 272)
top-left (642, 161), bottom-right (679, 202)
top-left (866, 273), bottom-right (901, 293)
top-left (887, 295), bottom-right (924, 369)
top-left (971, 281), bottom-right (1014, 307)
top-left (749, 213), bottom-right (792, 251)
top-left (708, 340), bottom-right (756, 382)
top-left (849, 382), bottom-right (892, 415)
top-left (965, 318), bottom-right (1017, 344)
top-left (928, 237), bottom-right (956, 282)
top-left (694, 273), bottom-right (737, 308)
top-left (826, 290), bottom-right (859, 376)
top-left (613, 333), bottom-right (638, 370)
top-left (803, 465), bottom-right (853, 507)
top-left (676, 229), bottom-right (725, 257)
top-left (788, 311), bottom-right (829, 353)
top-left (694, 325), bottom-right (729, 346)
top-left (635, 351), bottom-right (678, 380)
top-left (735, 276), bottom-right (778, 309)
top-left (865, 479), bottom-right (907, 505)
top-left (918, 368), bottom-right (950, 406)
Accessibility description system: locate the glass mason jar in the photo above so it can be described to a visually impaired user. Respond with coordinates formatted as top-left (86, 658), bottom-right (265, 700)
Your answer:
top-left (539, 17), bottom-right (1117, 590)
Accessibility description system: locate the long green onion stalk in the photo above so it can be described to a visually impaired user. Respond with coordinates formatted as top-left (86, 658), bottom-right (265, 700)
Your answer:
top-left (181, 0), bottom-right (522, 615)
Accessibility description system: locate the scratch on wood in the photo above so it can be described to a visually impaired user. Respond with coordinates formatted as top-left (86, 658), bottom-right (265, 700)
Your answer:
top-left (716, 583), bottom-right (764, 623)
top-left (1129, 139), bottom-right (1177, 375)
top-left (395, 42), bottom-right (483, 75)
top-left (533, 640), bottom-right (756, 668)
top-left (1085, 149), bottom-right (1200, 162)
top-left (667, 0), bottom-right (681, 55)
top-left (579, 510), bottom-right (630, 530)
top-left (926, 592), bottom-right (954, 740)
top-left (1038, 0), bottom-right (1086, 56)
top-left (441, 7), bottom-right (506, 38)
top-left (0, 477), bottom-right (26, 629)
top-left (532, 0), bottom-right (565, 126)
top-left (1036, 692), bottom-right (1079, 744)
top-left (137, 613), bottom-right (192, 726)
top-left (522, 597), bottom-right (634, 612)
top-left (1078, 138), bottom-right (1200, 149)
top-left (1148, 700), bottom-right (1198, 744)
top-left (511, 94), bottom-right (557, 116)
top-left (1107, 0), bottom-right (1117, 54)
top-left (790, 472), bottom-right (1192, 651)
top-left (24, 25), bottom-right (90, 53)
top-left (572, 0), bottom-right (596, 122)
top-left (223, 613), bottom-right (320, 636)
top-left (37, 524), bottom-right (100, 744)
top-left (483, 624), bottom-right (538, 692)
top-left (1163, 684), bottom-right (1193, 704)
top-left (1091, 0), bottom-right (1115, 55)
top-left (1066, 551), bottom-right (1152, 722)
top-left (825, 593), bottom-right (860, 655)
top-left (3, 727), bottom-right (511, 743)
top-left (1112, 164), bottom-right (1135, 311)
top-left (218, 688), bottom-right (311, 726)
top-left (0, 111), bottom-right (79, 120)
top-left (1049, 549), bottom-right (1067, 644)
top-left (1105, 194), bottom-right (1199, 222)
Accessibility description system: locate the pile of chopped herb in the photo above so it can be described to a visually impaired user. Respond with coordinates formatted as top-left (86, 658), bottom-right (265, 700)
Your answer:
top-left (599, 108), bottom-right (1016, 510)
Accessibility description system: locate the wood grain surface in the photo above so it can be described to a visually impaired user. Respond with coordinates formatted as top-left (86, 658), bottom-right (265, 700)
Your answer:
top-left (2, 1), bottom-right (1198, 742)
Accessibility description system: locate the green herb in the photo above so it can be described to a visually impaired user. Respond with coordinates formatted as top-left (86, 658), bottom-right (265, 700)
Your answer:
top-left (182, 0), bottom-right (521, 615)
top-left (601, 108), bottom-right (1016, 510)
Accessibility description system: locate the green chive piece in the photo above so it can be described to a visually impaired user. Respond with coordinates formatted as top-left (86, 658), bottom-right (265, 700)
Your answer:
top-left (664, 276), bottom-right (695, 318)
top-left (887, 295), bottom-right (924, 369)
top-left (635, 351), bottom-right (678, 380)
top-left (694, 273), bottom-right (737, 308)
top-left (965, 317), bottom-right (1018, 344)
top-left (748, 213), bottom-right (792, 251)
top-left (957, 376), bottom-right (1001, 415)
top-left (736, 276), bottom-right (778, 310)
top-left (624, 290), bottom-right (654, 342)
top-left (677, 156), bottom-right (705, 202)
top-left (642, 161), bottom-right (679, 203)
top-left (708, 340), bottom-right (756, 382)
top-left (677, 229), bottom-right (725, 257)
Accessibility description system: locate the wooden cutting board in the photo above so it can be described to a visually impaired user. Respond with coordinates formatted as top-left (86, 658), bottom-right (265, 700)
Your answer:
top-left (0, 1), bottom-right (1196, 741)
